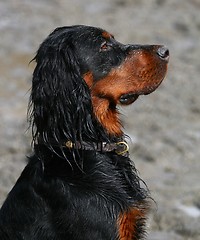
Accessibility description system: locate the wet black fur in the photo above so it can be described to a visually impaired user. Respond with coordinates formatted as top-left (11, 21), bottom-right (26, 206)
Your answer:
top-left (0, 25), bottom-right (148, 240)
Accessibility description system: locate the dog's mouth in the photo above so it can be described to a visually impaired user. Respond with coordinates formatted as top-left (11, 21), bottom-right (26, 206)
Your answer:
top-left (119, 93), bottom-right (139, 105)
top-left (119, 81), bottom-right (163, 105)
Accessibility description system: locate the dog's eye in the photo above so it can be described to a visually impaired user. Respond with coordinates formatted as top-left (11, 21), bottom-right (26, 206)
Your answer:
top-left (100, 42), bottom-right (111, 52)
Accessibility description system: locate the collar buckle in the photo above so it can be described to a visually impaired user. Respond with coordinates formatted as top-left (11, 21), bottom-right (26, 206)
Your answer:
top-left (115, 141), bottom-right (129, 156)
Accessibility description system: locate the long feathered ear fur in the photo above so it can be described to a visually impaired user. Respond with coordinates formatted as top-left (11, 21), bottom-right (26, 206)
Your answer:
top-left (28, 27), bottom-right (108, 149)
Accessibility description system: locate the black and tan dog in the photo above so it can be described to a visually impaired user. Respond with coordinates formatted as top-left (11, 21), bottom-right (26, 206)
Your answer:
top-left (0, 25), bottom-right (169, 240)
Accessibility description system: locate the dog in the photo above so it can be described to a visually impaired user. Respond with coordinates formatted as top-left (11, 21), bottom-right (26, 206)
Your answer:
top-left (0, 25), bottom-right (169, 240)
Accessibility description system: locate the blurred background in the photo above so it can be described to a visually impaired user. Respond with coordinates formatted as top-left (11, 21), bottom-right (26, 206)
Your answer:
top-left (0, 0), bottom-right (200, 239)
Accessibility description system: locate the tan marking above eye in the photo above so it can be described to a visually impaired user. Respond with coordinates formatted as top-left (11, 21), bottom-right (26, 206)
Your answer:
top-left (102, 31), bottom-right (113, 39)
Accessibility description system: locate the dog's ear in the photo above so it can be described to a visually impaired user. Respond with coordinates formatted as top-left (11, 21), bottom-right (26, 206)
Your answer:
top-left (29, 30), bottom-right (101, 147)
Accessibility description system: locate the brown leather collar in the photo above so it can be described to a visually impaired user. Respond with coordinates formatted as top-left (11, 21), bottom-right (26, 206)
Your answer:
top-left (65, 140), bottom-right (129, 156)
top-left (37, 139), bottom-right (129, 156)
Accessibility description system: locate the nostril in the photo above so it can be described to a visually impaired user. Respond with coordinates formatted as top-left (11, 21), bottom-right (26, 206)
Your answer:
top-left (157, 46), bottom-right (169, 61)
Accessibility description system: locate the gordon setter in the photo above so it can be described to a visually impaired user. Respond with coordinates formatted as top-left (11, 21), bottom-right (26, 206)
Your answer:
top-left (0, 25), bottom-right (169, 240)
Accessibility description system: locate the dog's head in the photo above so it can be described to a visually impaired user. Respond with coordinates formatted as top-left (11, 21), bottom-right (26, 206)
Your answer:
top-left (29, 25), bottom-right (169, 146)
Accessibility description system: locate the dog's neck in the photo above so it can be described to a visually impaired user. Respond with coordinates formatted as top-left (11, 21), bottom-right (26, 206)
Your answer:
top-left (33, 138), bottom-right (130, 177)
top-left (91, 95), bottom-right (122, 136)
top-left (83, 72), bottom-right (123, 136)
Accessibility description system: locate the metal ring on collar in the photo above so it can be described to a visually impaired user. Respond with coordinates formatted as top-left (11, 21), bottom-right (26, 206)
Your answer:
top-left (115, 141), bottom-right (129, 155)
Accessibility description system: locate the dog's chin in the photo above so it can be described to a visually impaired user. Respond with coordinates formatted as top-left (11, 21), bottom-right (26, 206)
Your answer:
top-left (119, 81), bottom-right (164, 105)
top-left (119, 93), bottom-right (139, 105)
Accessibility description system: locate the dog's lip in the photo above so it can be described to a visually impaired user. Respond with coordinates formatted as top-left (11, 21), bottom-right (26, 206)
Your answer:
top-left (143, 82), bottom-right (163, 95)
top-left (119, 93), bottom-right (139, 105)
top-left (119, 83), bottom-right (162, 104)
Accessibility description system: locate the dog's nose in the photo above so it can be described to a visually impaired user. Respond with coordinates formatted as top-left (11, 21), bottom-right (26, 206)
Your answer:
top-left (157, 46), bottom-right (169, 61)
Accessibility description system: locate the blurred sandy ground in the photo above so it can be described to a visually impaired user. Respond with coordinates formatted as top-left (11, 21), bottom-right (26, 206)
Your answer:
top-left (0, 0), bottom-right (200, 239)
